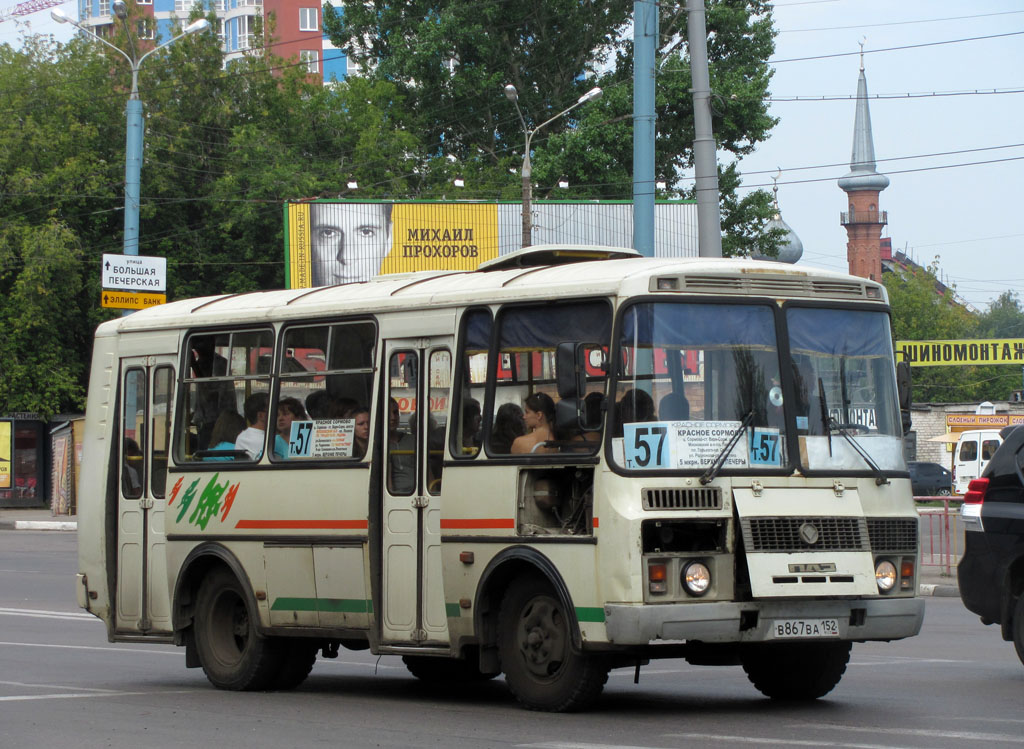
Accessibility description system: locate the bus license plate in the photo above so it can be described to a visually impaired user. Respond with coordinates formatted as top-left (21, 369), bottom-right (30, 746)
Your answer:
top-left (769, 618), bottom-right (840, 639)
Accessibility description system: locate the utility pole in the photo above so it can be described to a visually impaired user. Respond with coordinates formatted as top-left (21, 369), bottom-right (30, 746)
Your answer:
top-left (632, 0), bottom-right (657, 257)
top-left (687, 0), bottom-right (722, 257)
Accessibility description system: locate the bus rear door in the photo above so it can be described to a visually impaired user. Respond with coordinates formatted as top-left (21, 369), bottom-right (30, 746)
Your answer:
top-left (380, 338), bottom-right (452, 646)
top-left (116, 355), bottom-right (176, 635)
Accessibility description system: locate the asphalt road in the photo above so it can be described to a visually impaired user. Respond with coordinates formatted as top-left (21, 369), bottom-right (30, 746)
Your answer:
top-left (1, 530), bottom-right (1021, 749)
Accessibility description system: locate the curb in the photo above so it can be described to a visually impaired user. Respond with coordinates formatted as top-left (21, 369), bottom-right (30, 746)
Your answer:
top-left (0, 520), bottom-right (78, 531)
top-left (919, 583), bottom-right (960, 597)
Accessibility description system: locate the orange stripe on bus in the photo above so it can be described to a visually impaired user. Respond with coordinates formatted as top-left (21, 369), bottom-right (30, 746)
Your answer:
top-left (234, 519), bottom-right (369, 530)
top-left (440, 518), bottom-right (516, 530)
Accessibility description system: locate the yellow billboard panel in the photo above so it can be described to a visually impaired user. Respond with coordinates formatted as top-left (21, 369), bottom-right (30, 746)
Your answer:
top-left (101, 291), bottom-right (167, 310)
top-left (285, 202), bottom-right (499, 288)
top-left (0, 421), bottom-right (10, 489)
top-left (896, 339), bottom-right (1024, 367)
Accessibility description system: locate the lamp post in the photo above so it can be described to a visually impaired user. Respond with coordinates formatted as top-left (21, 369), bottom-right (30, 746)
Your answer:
top-left (52, 3), bottom-right (209, 257)
top-left (504, 84), bottom-right (602, 248)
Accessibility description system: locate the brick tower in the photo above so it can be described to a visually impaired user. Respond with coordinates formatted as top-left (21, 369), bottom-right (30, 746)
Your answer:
top-left (838, 51), bottom-right (889, 281)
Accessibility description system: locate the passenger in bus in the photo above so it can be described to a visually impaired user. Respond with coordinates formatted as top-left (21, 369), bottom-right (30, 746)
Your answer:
top-left (461, 398), bottom-right (482, 454)
top-left (189, 337), bottom-right (233, 449)
top-left (388, 397), bottom-right (416, 493)
top-left (490, 403), bottom-right (526, 454)
top-left (658, 391), bottom-right (690, 421)
top-left (275, 397), bottom-right (308, 459)
top-left (205, 410), bottom-right (246, 461)
top-left (304, 390), bottom-right (333, 419)
top-left (122, 438), bottom-right (143, 495)
top-left (617, 388), bottom-right (655, 424)
top-left (235, 392), bottom-right (270, 460)
top-left (511, 393), bottom-right (557, 454)
top-left (310, 202), bottom-right (394, 286)
top-left (350, 407), bottom-right (370, 459)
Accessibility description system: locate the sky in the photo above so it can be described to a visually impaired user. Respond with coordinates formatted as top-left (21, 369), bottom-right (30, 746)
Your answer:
top-left (3, 1), bottom-right (1022, 312)
top-left (735, 0), bottom-right (1024, 312)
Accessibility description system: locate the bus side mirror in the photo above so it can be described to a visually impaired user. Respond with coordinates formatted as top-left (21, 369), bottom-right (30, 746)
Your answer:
top-left (896, 361), bottom-right (912, 433)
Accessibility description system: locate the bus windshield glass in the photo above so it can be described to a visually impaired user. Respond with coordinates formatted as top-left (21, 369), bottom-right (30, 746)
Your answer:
top-left (612, 302), bottom-right (787, 473)
top-left (786, 306), bottom-right (904, 473)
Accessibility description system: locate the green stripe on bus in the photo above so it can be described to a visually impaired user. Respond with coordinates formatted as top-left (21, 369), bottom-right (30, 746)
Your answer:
top-left (445, 602), bottom-right (462, 618)
top-left (271, 597), bottom-right (373, 614)
top-left (575, 607), bottom-right (605, 623)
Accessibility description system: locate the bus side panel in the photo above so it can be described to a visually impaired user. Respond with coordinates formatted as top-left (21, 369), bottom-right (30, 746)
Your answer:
top-left (78, 330), bottom-right (120, 629)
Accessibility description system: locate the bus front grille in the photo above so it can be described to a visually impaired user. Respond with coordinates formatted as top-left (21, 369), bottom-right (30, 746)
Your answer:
top-left (643, 487), bottom-right (723, 511)
top-left (866, 517), bottom-right (919, 552)
top-left (740, 517), bottom-right (869, 552)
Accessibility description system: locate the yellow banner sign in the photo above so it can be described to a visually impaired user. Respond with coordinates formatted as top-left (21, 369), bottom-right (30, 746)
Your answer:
top-left (0, 421), bottom-right (10, 489)
top-left (896, 339), bottom-right (1024, 367)
top-left (945, 413), bottom-right (1024, 429)
top-left (101, 291), bottom-right (167, 310)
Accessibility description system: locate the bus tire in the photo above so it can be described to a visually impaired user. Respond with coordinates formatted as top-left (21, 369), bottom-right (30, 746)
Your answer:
top-left (271, 639), bottom-right (318, 690)
top-left (741, 641), bottom-right (851, 700)
top-left (402, 655), bottom-right (497, 683)
top-left (194, 568), bottom-right (282, 691)
top-left (498, 577), bottom-right (608, 712)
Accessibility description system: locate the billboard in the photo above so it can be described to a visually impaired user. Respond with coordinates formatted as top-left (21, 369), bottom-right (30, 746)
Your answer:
top-left (285, 200), bottom-right (699, 288)
top-left (0, 421), bottom-right (9, 489)
top-left (896, 339), bottom-right (1024, 367)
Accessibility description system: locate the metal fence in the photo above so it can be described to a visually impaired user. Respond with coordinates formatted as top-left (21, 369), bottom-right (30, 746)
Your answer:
top-left (916, 497), bottom-right (962, 576)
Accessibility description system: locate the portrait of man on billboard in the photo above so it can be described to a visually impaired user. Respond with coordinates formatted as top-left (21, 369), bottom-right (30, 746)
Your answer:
top-left (309, 202), bottom-right (394, 286)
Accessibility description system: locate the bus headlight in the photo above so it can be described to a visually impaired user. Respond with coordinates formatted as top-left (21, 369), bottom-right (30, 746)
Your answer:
top-left (875, 560), bottom-right (897, 592)
top-left (682, 561), bottom-right (711, 596)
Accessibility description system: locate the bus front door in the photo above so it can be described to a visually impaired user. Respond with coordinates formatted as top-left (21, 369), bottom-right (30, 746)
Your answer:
top-left (380, 339), bottom-right (452, 646)
top-left (115, 356), bottom-right (176, 635)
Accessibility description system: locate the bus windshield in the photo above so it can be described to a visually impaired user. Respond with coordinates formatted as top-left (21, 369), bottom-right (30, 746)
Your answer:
top-left (610, 302), bottom-right (904, 475)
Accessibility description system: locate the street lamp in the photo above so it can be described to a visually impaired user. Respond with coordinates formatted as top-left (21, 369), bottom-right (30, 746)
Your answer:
top-left (504, 84), bottom-right (602, 247)
top-left (51, 3), bottom-right (209, 258)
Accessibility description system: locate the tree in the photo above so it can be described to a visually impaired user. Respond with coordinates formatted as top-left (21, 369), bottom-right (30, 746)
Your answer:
top-left (324, 0), bottom-right (783, 255)
top-left (884, 262), bottom-right (983, 404)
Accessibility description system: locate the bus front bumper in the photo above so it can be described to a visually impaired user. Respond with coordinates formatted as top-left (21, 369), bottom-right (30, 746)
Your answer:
top-left (603, 597), bottom-right (925, 645)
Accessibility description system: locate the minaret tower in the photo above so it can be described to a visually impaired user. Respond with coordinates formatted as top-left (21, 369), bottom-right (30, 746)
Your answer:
top-left (838, 44), bottom-right (889, 281)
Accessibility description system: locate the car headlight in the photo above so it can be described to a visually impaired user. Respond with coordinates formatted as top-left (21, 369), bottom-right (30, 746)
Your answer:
top-left (875, 560), bottom-right (897, 592)
top-left (682, 560), bottom-right (711, 596)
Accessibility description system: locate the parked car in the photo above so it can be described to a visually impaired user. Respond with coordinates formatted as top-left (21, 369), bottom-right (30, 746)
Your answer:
top-left (907, 461), bottom-right (952, 496)
top-left (958, 426), bottom-right (1024, 667)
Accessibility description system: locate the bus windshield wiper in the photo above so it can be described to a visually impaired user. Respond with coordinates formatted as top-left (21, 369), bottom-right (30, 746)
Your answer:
top-left (829, 418), bottom-right (890, 486)
top-left (700, 410), bottom-right (755, 485)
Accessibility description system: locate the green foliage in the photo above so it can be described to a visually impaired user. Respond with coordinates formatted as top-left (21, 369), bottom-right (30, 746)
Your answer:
top-left (324, 0), bottom-right (782, 254)
top-left (882, 261), bottom-right (1024, 404)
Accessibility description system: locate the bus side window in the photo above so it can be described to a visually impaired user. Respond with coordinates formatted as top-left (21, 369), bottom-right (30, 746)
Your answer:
top-left (452, 308), bottom-right (491, 460)
top-left (151, 365), bottom-right (173, 497)
top-left (122, 368), bottom-right (147, 499)
top-left (176, 329), bottom-right (273, 463)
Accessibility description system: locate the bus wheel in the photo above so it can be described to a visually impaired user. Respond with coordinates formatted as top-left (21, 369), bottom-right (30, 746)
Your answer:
top-left (1012, 594), bottom-right (1024, 668)
top-left (741, 641), bottom-right (851, 700)
top-left (498, 578), bottom-right (608, 712)
top-left (402, 655), bottom-right (497, 683)
top-left (194, 568), bottom-right (282, 691)
top-left (271, 639), bottom-right (319, 690)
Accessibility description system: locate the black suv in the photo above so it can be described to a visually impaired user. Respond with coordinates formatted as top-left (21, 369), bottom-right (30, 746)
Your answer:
top-left (958, 426), bottom-right (1024, 666)
top-left (907, 461), bottom-right (952, 496)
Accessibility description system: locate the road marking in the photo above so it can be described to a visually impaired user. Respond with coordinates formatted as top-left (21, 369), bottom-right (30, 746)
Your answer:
top-left (0, 641), bottom-right (182, 657)
top-left (791, 722), bottom-right (1024, 744)
top-left (667, 735), bottom-right (911, 749)
top-left (0, 607), bottom-right (98, 622)
top-left (517, 743), bottom-right (663, 749)
top-left (0, 680), bottom-right (120, 693)
top-left (0, 689), bottom-right (193, 703)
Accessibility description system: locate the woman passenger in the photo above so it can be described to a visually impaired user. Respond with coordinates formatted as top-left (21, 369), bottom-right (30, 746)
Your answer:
top-left (350, 407), bottom-right (370, 459)
top-left (491, 403), bottom-right (526, 454)
top-left (275, 397), bottom-right (308, 459)
top-left (511, 392), bottom-right (557, 454)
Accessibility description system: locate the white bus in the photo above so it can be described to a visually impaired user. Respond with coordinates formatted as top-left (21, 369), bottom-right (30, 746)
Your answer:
top-left (77, 246), bottom-right (923, 711)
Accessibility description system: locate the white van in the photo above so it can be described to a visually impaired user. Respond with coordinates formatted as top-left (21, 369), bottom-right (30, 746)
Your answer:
top-left (953, 429), bottom-right (1002, 494)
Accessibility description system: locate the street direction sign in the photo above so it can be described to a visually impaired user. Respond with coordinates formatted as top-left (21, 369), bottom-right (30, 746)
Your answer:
top-left (101, 290), bottom-right (167, 310)
top-left (101, 253), bottom-right (166, 292)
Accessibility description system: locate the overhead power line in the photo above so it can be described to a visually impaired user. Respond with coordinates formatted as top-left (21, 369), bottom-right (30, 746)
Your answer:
top-left (769, 30), bottom-right (1024, 64)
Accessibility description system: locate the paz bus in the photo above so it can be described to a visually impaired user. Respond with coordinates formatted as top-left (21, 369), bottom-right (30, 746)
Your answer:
top-left (76, 246), bottom-right (923, 711)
